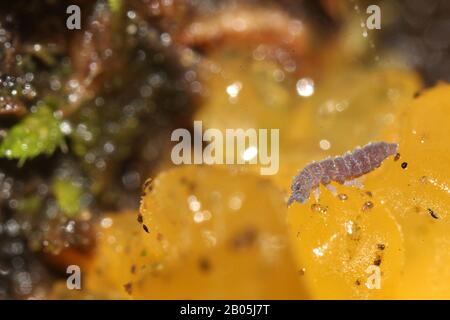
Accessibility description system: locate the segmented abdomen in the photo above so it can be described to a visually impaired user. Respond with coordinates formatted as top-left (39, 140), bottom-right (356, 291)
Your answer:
top-left (288, 142), bottom-right (398, 205)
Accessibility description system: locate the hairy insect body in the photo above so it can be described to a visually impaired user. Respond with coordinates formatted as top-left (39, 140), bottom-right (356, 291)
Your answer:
top-left (288, 142), bottom-right (398, 206)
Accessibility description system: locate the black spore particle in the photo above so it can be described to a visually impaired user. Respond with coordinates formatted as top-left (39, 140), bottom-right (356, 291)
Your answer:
top-left (401, 162), bottom-right (408, 169)
top-left (124, 282), bottom-right (133, 295)
top-left (428, 208), bottom-right (439, 219)
top-left (374, 255), bottom-right (382, 266)
top-left (198, 257), bottom-right (211, 273)
top-left (231, 227), bottom-right (258, 249)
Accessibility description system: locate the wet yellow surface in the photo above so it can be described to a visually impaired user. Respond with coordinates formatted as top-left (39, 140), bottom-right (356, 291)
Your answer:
top-left (51, 54), bottom-right (450, 300)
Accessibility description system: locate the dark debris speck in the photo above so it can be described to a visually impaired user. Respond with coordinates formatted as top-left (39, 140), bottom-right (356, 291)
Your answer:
top-left (123, 282), bottom-right (133, 295)
top-left (198, 257), bottom-right (211, 273)
top-left (231, 227), bottom-right (258, 250)
top-left (428, 208), bottom-right (439, 219)
top-left (374, 255), bottom-right (382, 266)
top-left (362, 201), bottom-right (374, 211)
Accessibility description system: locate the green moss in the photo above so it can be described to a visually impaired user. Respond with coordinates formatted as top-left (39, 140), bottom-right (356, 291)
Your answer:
top-left (0, 105), bottom-right (63, 164)
top-left (17, 195), bottom-right (42, 215)
top-left (52, 178), bottom-right (83, 217)
top-left (108, 0), bottom-right (122, 12)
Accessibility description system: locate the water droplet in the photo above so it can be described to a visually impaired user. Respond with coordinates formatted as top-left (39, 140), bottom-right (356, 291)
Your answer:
top-left (338, 193), bottom-right (348, 201)
top-left (344, 220), bottom-right (354, 235)
top-left (187, 195), bottom-right (201, 212)
top-left (296, 77), bottom-right (314, 97)
top-left (100, 217), bottom-right (113, 229)
top-left (228, 194), bottom-right (243, 211)
top-left (59, 121), bottom-right (72, 135)
top-left (226, 81), bottom-right (242, 98)
top-left (319, 139), bottom-right (331, 150)
top-left (160, 33), bottom-right (172, 46)
top-left (193, 211), bottom-right (204, 223)
top-left (362, 201), bottom-right (374, 211)
top-left (311, 203), bottom-right (327, 214)
top-left (273, 69), bottom-right (285, 82)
